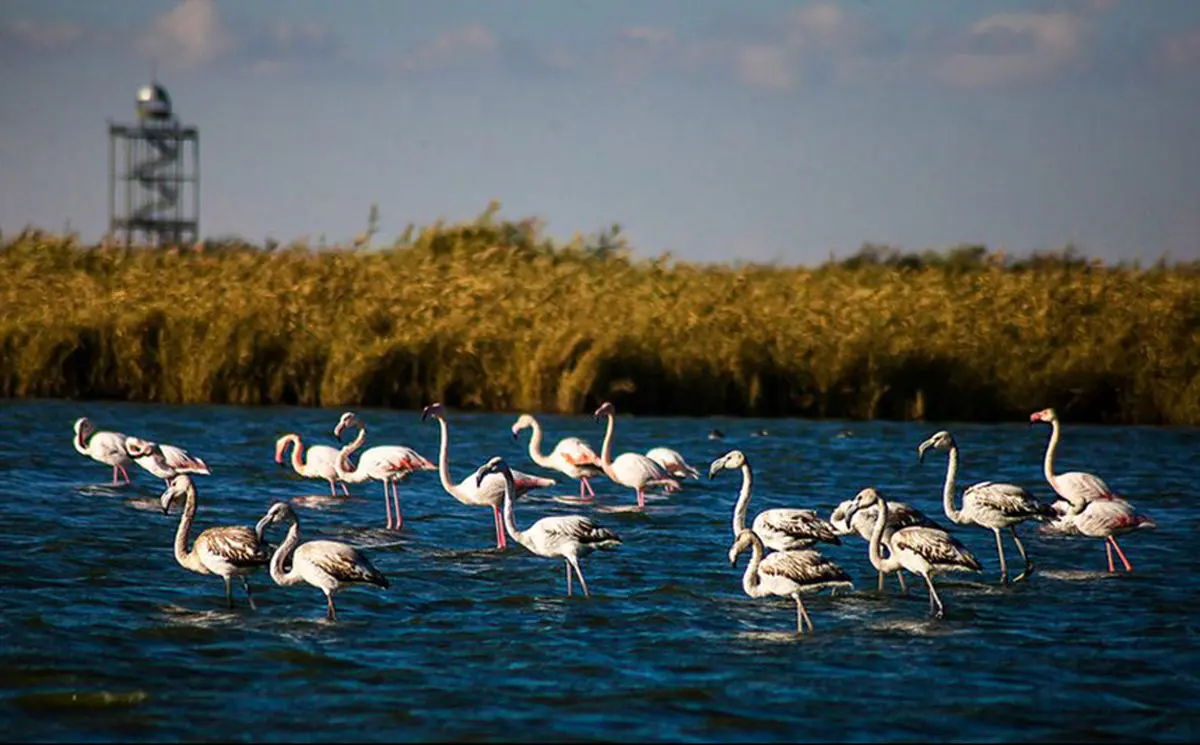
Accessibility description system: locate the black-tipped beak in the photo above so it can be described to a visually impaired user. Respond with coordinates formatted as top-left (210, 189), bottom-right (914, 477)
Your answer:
top-left (917, 443), bottom-right (929, 464)
top-left (475, 472), bottom-right (487, 489)
top-left (708, 463), bottom-right (721, 480)
top-left (511, 431), bottom-right (518, 441)
top-left (844, 505), bottom-right (859, 525)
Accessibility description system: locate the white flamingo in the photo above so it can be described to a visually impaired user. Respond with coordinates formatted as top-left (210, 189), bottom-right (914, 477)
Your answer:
top-left (646, 447), bottom-right (700, 481)
top-left (126, 436), bottom-right (211, 487)
top-left (918, 430), bottom-right (1056, 584)
top-left (479, 456), bottom-right (622, 597)
top-left (592, 401), bottom-right (680, 508)
top-left (511, 414), bottom-right (606, 501)
top-left (333, 412), bottom-right (435, 531)
top-left (708, 450), bottom-right (841, 551)
top-left (255, 501), bottom-right (390, 621)
top-left (160, 474), bottom-right (269, 609)
top-left (845, 487), bottom-right (981, 619)
top-left (422, 403), bottom-right (556, 550)
top-left (829, 497), bottom-right (944, 594)
top-left (1031, 407), bottom-right (1155, 572)
top-left (1057, 498), bottom-right (1157, 572)
top-left (275, 433), bottom-right (348, 498)
top-left (72, 417), bottom-right (134, 484)
top-left (728, 529), bottom-right (852, 635)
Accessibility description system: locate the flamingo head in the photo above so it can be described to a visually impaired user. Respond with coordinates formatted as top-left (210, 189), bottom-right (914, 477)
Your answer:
top-left (727, 529), bottom-right (756, 566)
top-left (159, 474), bottom-right (193, 515)
top-left (125, 436), bottom-right (155, 458)
top-left (421, 402), bottom-right (445, 422)
top-left (592, 401), bottom-right (614, 421)
top-left (73, 417), bottom-right (93, 449)
top-left (333, 412), bottom-right (361, 441)
top-left (708, 449), bottom-right (747, 479)
top-left (917, 431), bottom-right (955, 463)
top-left (844, 487), bottom-right (882, 525)
top-left (255, 501), bottom-right (295, 542)
top-left (273, 434), bottom-right (296, 464)
top-left (1030, 408), bottom-right (1057, 425)
top-left (510, 414), bottom-right (536, 440)
top-left (475, 455), bottom-right (509, 488)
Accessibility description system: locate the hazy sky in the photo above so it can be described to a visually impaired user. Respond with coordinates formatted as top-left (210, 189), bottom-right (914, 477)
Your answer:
top-left (2, 0), bottom-right (1198, 265)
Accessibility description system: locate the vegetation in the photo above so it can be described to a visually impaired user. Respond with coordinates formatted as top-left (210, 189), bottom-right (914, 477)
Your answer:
top-left (2, 204), bottom-right (1198, 424)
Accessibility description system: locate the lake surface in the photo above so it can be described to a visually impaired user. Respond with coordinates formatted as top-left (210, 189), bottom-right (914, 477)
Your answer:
top-left (2, 399), bottom-right (1198, 742)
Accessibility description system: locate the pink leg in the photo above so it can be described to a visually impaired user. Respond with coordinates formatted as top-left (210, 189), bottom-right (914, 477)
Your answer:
top-left (1105, 540), bottom-right (1114, 573)
top-left (383, 483), bottom-right (393, 530)
top-left (637, 488), bottom-right (645, 509)
top-left (391, 481), bottom-right (403, 531)
top-left (111, 466), bottom-right (120, 485)
top-left (583, 478), bottom-right (596, 498)
top-left (328, 479), bottom-right (338, 498)
top-left (493, 506), bottom-right (506, 550)
top-left (1109, 536), bottom-right (1134, 572)
top-left (339, 482), bottom-right (350, 497)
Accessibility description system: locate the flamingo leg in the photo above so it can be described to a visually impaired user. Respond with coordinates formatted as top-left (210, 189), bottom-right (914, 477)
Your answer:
top-left (1105, 540), bottom-right (1115, 573)
top-left (241, 577), bottom-right (258, 611)
top-left (922, 573), bottom-right (945, 619)
top-left (394, 481), bottom-right (404, 530)
top-left (339, 481), bottom-right (350, 497)
top-left (877, 571), bottom-right (885, 593)
top-left (994, 529), bottom-right (1010, 584)
top-left (325, 592), bottom-right (338, 622)
top-left (636, 488), bottom-right (645, 509)
top-left (567, 555), bottom-right (590, 598)
top-left (565, 560), bottom-right (573, 597)
top-left (121, 466), bottom-right (131, 483)
top-left (897, 571), bottom-right (908, 594)
top-left (223, 576), bottom-right (234, 609)
top-left (382, 482), bottom-right (394, 530)
top-left (1109, 536), bottom-right (1134, 572)
top-left (111, 466), bottom-right (120, 485)
top-left (1010, 527), bottom-right (1033, 582)
top-left (493, 506), bottom-right (507, 550)
top-left (793, 594), bottom-right (804, 634)
top-left (800, 598), bottom-right (815, 633)
top-left (583, 477), bottom-right (596, 498)
top-left (328, 478), bottom-right (338, 498)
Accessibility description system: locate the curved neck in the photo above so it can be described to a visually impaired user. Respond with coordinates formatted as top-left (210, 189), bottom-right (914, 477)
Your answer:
top-left (732, 464), bottom-right (754, 537)
top-left (73, 427), bottom-right (90, 455)
top-left (433, 416), bottom-right (462, 497)
top-left (867, 500), bottom-right (900, 573)
top-left (335, 425), bottom-right (368, 480)
top-left (269, 519), bottom-right (306, 586)
top-left (741, 532), bottom-right (765, 597)
top-left (1042, 419), bottom-right (1062, 494)
top-left (172, 482), bottom-right (204, 573)
top-left (500, 469), bottom-right (531, 550)
top-left (599, 413), bottom-right (617, 477)
top-left (524, 419), bottom-right (552, 468)
top-left (942, 444), bottom-right (965, 524)
top-left (283, 434), bottom-right (306, 473)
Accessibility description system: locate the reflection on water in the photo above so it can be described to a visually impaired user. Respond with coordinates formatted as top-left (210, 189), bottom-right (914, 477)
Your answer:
top-left (2, 401), bottom-right (1198, 742)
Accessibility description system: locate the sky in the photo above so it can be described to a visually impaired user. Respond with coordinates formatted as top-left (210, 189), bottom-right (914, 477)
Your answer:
top-left (1, 0), bottom-right (1199, 266)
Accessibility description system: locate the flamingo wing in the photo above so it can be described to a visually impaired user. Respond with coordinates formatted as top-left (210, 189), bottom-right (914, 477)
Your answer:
top-left (298, 540), bottom-right (389, 588)
top-left (755, 509), bottom-right (841, 545)
top-left (760, 549), bottom-right (852, 586)
top-left (160, 443), bottom-right (211, 475)
top-left (965, 481), bottom-right (1055, 520)
top-left (645, 447), bottom-right (700, 479)
top-left (892, 526), bottom-right (981, 572)
top-left (1054, 470), bottom-right (1115, 503)
top-left (612, 452), bottom-right (678, 489)
top-left (552, 437), bottom-right (601, 466)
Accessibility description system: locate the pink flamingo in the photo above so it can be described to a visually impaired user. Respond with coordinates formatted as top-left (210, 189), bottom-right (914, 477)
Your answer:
top-left (592, 402), bottom-right (680, 509)
top-left (1030, 407), bottom-right (1156, 572)
top-left (510, 414), bottom-right (605, 501)
top-left (333, 412), bottom-right (435, 531)
top-left (421, 403), bottom-right (556, 550)
top-left (274, 433), bottom-right (349, 498)
top-left (72, 417), bottom-right (134, 485)
top-left (125, 436), bottom-right (211, 487)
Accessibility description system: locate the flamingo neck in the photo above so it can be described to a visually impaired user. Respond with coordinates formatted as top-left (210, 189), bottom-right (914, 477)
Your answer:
top-left (172, 482), bottom-right (205, 574)
top-left (732, 464), bottom-right (754, 538)
top-left (499, 469), bottom-right (531, 550)
top-left (740, 532), bottom-right (766, 598)
top-left (1042, 419), bottom-right (1063, 496)
top-left (433, 416), bottom-right (463, 499)
top-left (524, 419), bottom-right (552, 468)
top-left (285, 434), bottom-right (307, 474)
top-left (335, 425), bottom-right (369, 482)
top-left (599, 413), bottom-right (617, 478)
top-left (269, 519), bottom-right (306, 587)
top-left (942, 444), bottom-right (965, 525)
top-left (73, 426), bottom-right (91, 455)
top-left (867, 499), bottom-right (900, 574)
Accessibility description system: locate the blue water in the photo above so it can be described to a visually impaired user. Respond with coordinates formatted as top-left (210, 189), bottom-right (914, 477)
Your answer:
top-left (1, 400), bottom-right (1198, 742)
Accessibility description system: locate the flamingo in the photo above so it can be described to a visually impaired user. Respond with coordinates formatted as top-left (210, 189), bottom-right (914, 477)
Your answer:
top-left (1056, 498), bottom-right (1157, 572)
top-left (844, 487), bottom-right (981, 619)
top-left (592, 402), bottom-right (680, 508)
top-left (478, 456), bottom-right (622, 597)
top-left (1039, 498), bottom-right (1081, 536)
top-left (708, 450), bottom-right (841, 551)
top-left (421, 403), bottom-right (556, 550)
top-left (160, 474), bottom-right (269, 609)
top-left (728, 529), bottom-right (852, 635)
top-left (72, 417), bottom-right (134, 485)
top-left (274, 433), bottom-right (349, 498)
top-left (1030, 407), bottom-right (1156, 571)
top-left (646, 447), bottom-right (700, 481)
top-left (333, 412), bottom-right (435, 531)
top-left (125, 436), bottom-right (211, 487)
top-left (828, 497), bottom-right (944, 593)
top-left (918, 430), bottom-right (1056, 584)
top-left (255, 501), bottom-right (390, 621)
top-left (510, 414), bottom-right (605, 502)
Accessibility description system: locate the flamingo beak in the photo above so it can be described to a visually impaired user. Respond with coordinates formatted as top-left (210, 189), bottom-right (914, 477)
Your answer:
top-left (707, 460), bottom-right (723, 480)
top-left (917, 441), bottom-right (932, 464)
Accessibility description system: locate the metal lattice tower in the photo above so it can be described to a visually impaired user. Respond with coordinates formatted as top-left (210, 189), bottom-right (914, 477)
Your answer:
top-left (107, 81), bottom-right (199, 246)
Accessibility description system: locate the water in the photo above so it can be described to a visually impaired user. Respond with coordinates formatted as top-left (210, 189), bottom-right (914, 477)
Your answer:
top-left (2, 400), bottom-right (1198, 742)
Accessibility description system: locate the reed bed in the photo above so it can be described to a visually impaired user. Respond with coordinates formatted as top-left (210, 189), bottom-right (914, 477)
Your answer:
top-left (2, 211), bottom-right (1198, 424)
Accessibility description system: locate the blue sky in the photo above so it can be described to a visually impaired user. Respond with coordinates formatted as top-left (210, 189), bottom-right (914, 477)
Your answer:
top-left (2, 0), bottom-right (1198, 265)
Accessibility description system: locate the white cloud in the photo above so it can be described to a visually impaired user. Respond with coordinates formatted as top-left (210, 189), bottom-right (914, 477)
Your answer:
top-left (135, 0), bottom-right (234, 72)
top-left (398, 23), bottom-right (498, 72)
top-left (936, 12), bottom-right (1088, 88)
